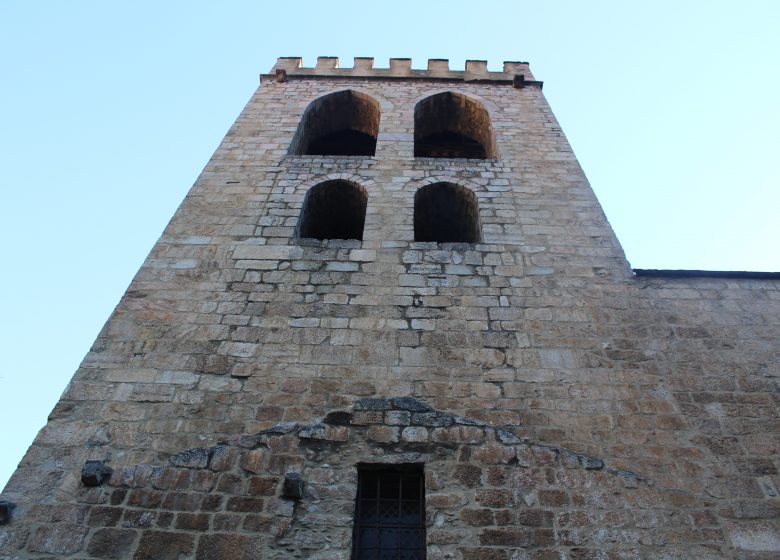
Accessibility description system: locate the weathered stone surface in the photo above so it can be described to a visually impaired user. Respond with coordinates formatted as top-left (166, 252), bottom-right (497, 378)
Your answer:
top-left (134, 530), bottom-right (195, 559)
top-left (411, 411), bottom-right (453, 427)
top-left (209, 445), bottom-right (238, 471)
top-left (81, 460), bottom-right (113, 487)
top-left (28, 524), bottom-right (88, 555)
top-left (239, 450), bottom-right (267, 474)
top-left (391, 396), bottom-right (433, 412)
top-left (368, 425), bottom-right (399, 443)
top-left (354, 398), bottom-right (391, 411)
top-left (401, 426), bottom-right (429, 442)
top-left (195, 534), bottom-right (264, 560)
top-left (170, 447), bottom-right (212, 469)
top-left (86, 528), bottom-right (137, 559)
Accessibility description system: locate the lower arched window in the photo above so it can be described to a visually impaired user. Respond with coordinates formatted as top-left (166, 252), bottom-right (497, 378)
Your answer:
top-left (414, 182), bottom-right (480, 243)
top-left (296, 180), bottom-right (368, 241)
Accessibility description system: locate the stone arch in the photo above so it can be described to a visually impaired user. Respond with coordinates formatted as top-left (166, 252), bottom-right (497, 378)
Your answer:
top-left (289, 90), bottom-right (381, 156)
top-left (296, 179), bottom-right (368, 241)
top-left (414, 182), bottom-right (481, 243)
top-left (414, 91), bottom-right (497, 159)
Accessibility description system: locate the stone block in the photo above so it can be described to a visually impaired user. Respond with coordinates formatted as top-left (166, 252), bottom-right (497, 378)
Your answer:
top-left (411, 411), bottom-right (453, 427)
top-left (226, 496), bottom-right (265, 512)
top-left (354, 397), bottom-right (391, 411)
top-left (462, 508), bottom-right (494, 526)
top-left (385, 410), bottom-right (411, 425)
top-left (133, 530), bottom-right (194, 560)
top-left (474, 445), bottom-right (516, 464)
top-left (459, 548), bottom-right (508, 560)
top-left (450, 426), bottom-right (486, 444)
top-left (239, 450), bottom-right (267, 474)
top-left (454, 464), bottom-right (482, 487)
top-left (391, 396), bottom-right (433, 412)
top-left (209, 445), bottom-right (238, 471)
top-left (476, 489), bottom-right (513, 508)
top-left (87, 506), bottom-right (123, 527)
top-left (196, 534), bottom-right (265, 560)
top-left (479, 527), bottom-right (532, 546)
top-left (175, 513), bottom-right (210, 531)
top-left (86, 528), bottom-right (137, 559)
top-left (401, 426), bottom-right (429, 442)
top-left (368, 425), bottom-right (399, 443)
top-left (169, 447), bottom-right (212, 469)
top-left (162, 491), bottom-right (200, 511)
top-left (29, 524), bottom-right (88, 555)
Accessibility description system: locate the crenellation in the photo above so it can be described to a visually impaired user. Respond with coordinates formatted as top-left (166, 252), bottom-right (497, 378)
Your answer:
top-left (427, 58), bottom-right (450, 74)
top-left (388, 57), bottom-right (412, 75)
top-left (352, 56), bottom-right (374, 69)
top-left (465, 59), bottom-right (488, 75)
top-left (266, 56), bottom-right (541, 84)
top-left (315, 55), bottom-right (338, 69)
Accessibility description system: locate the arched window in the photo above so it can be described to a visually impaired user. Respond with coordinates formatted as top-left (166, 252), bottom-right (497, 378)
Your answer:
top-left (414, 92), bottom-right (496, 159)
top-left (414, 182), bottom-right (480, 243)
top-left (289, 90), bottom-right (380, 156)
top-left (296, 180), bottom-right (368, 241)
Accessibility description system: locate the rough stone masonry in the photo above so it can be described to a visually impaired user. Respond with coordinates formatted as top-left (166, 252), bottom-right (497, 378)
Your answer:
top-left (1, 57), bottom-right (778, 559)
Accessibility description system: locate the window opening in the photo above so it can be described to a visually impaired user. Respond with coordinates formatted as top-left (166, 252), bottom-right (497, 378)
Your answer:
top-left (297, 180), bottom-right (368, 241)
top-left (352, 464), bottom-right (426, 560)
top-left (414, 182), bottom-right (480, 243)
top-left (414, 92), bottom-right (496, 159)
top-left (290, 90), bottom-right (380, 156)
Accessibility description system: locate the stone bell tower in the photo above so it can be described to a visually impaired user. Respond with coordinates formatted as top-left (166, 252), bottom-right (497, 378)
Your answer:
top-left (1, 57), bottom-right (778, 559)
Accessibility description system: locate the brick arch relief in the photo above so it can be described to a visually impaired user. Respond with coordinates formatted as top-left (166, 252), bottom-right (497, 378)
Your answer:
top-left (4, 397), bottom-right (734, 560)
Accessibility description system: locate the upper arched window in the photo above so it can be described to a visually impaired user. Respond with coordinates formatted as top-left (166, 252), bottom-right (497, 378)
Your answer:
top-left (289, 90), bottom-right (380, 156)
top-left (414, 92), bottom-right (496, 159)
top-left (414, 182), bottom-right (480, 243)
top-left (296, 180), bottom-right (368, 241)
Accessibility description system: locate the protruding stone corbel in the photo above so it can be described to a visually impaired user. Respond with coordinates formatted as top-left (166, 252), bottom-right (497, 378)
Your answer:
top-left (275, 68), bottom-right (287, 83)
top-left (513, 74), bottom-right (526, 88)
top-left (0, 500), bottom-right (17, 524)
top-left (282, 473), bottom-right (305, 500)
top-left (81, 460), bottom-right (113, 487)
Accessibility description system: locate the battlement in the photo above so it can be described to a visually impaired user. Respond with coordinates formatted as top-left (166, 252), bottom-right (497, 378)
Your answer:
top-left (264, 56), bottom-right (541, 86)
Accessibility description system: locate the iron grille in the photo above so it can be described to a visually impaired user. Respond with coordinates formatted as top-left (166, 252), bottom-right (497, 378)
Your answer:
top-left (352, 465), bottom-right (426, 560)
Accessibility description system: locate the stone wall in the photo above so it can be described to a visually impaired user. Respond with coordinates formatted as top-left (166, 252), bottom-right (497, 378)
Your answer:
top-left (1, 58), bottom-right (778, 559)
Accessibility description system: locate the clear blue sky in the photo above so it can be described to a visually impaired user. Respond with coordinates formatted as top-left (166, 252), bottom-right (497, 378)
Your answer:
top-left (1, 0), bottom-right (778, 489)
